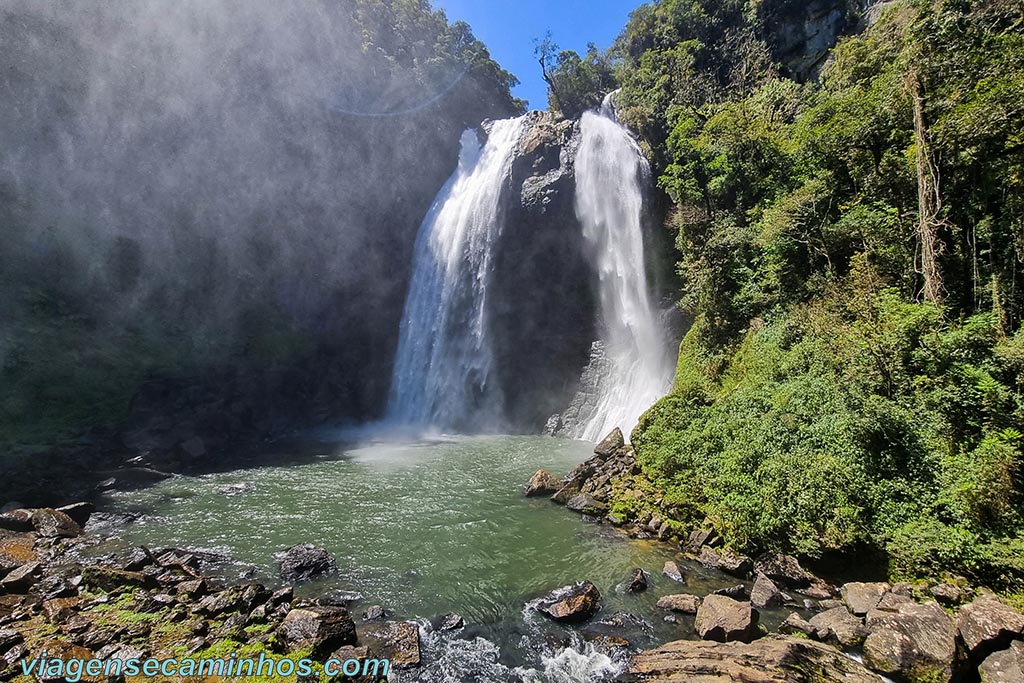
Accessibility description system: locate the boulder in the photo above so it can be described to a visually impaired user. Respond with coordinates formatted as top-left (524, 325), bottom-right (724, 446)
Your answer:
top-left (929, 583), bottom-right (968, 606)
top-left (662, 561), bottom-right (686, 583)
top-left (697, 547), bottom-right (752, 578)
top-left (695, 595), bottom-right (760, 643)
top-left (0, 510), bottom-right (33, 533)
top-left (626, 635), bottom-right (880, 682)
top-left (31, 508), bottom-right (82, 538)
top-left (0, 629), bottom-right (23, 654)
top-left (778, 613), bottom-right (827, 640)
top-left (565, 493), bottom-right (607, 515)
top-left (840, 582), bottom-right (890, 616)
top-left (534, 581), bottom-right (602, 623)
top-left (362, 605), bottom-right (387, 622)
top-left (685, 528), bottom-right (719, 553)
top-left (752, 553), bottom-right (812, 589)
top-left (438, 613), bottom-right (465, 631)
top-left (657, 594), bottom-right (702, 614)
top-left (624, 568), bottom-right (649, 593)
top-left (278, 544), bottom-right (338, 582)
top-left (862, 601), bottom-right (957, 682)
top-left (56, 503), bottom-right (95, 528)
top-left (359, 621), bottom-right (420, 668)
top-left (980, 640), bottom-right (1024, 683)
top-left (523, 469), bottom-right (562, 497)
top-left (594, 428), bottom-right (624, 457)
top-left (809, 606), bottom-right (868, 648)
top-left (750, 573), bottom-right (784, 609)
top-left (80, 566), bottom-right (152, 592)
top-left (275, 606), bottom-right (356, 658)
top-left (0, 561), bottom-right (40, 593)
top-left (957, 594), bottom-right (1024, 660)
top-left (713, 585), bottom-right (749, 600)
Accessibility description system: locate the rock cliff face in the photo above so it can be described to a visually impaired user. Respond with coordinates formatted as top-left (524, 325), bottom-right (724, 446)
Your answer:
top-left (490, 112), bottom-right (599, 429)
top-left (758, 0), bottom-right (892, 79)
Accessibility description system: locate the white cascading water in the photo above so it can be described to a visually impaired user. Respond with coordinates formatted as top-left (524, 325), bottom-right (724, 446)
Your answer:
top-left (569, 94), bottom-right (673, 441)
top-left (386, 116), bottom-right (526, 430)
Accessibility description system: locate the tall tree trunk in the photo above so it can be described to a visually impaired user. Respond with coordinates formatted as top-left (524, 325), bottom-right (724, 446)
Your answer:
top-left (908, 69), bottom-right (945, 304)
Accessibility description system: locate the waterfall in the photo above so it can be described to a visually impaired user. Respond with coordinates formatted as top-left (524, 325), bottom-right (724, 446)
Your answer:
top-left (386, 117), bottom-right (526, 431)
top-left (566, 94), bottom-right (673, 442)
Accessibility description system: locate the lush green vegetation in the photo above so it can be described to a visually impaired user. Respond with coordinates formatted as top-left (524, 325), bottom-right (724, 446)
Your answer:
top-left (546, 0), bottom-right (1024, 587)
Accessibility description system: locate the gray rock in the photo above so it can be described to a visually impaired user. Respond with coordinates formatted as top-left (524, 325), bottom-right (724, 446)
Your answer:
top-left (534, 581), bottom-right (602, 623)
top-left (863, 601), bottom-right (956, 682)
top-left (278, 544), bottom-right (337, 582)
top-left (594, 428), bottom-right (624, 457)
top-left (438, 613), bottom-right (465, 631)
top-left (980, 640), bottom-right (1024, 683)
top-left (685, 528), bottom-right (719, 553)
top-left (657, 594), bottom-right (702, 614)
top-left (697, 547), bottom-right (753, 578)
top-left (0, 509), bottom-right (33, 533)
top-left (523, 469), bottom-right (562, 497)
top-left (695, 595), bottom-right (760, 643)
top-left (31, 508), bottom-right (82, 538)
top-left (713, 585), bottom-right (749, 600)
top-left (663, 561), bottom-right (686, 583)
top-left (56, 502), bottom-right (95, 528)
top-left (929, 583), bottom-right (968, 606)
top-left (276, 606), bottom-right (356, 658)
top-left (840, 581), bottom-right (890, 616)
top-left (624, 568), bottom-right (649, 593)
top-left (358, 621), bottom-right (420, 668)
top-left (751, 573), bottom-right (784, 609)
top-left (778, 613), bottom-right (827, 640)
top-left (753, 553), bottom-right (812, 588)
top-left (957, 594), bottom-right (1024, 659)
top-left (809, 606), bottom-right (868, 648)
top-left (0, 562), bottom-right (40, 593)
top-left (565, 493), bottom-right (607, 515)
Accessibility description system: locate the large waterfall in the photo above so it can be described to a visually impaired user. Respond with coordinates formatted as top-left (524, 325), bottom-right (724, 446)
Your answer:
top-left (566, 95), bottom-right (673, 442)
top-left (386, 117), bottom-right (526, 430)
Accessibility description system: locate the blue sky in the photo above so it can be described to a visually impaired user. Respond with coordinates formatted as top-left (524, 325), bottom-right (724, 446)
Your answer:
top-left (433, 0), bottom-right (647, 110)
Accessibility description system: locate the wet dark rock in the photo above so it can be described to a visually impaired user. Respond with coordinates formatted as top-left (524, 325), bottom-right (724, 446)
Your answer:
top-left (624, 568), bottom-right (649, 593)
top-left (55, 503), bottom-right (95, 528)
top-left (697, 547), bottom-right (752, 578)
top-left (752, 553), bottom-right (812, 589)
top-left (0, 562), bottom-right (41, 593)
top-left (809, 606), bottom-right (868, 648)
top-left (276, 606), bottom-right (357, 658)
top-left (750, 573), bottom-right (785, 609)
top-left (840, 581), bottom-right (890, 616)
top-left (695, 595), bottom-right (760, 643)
top-left (656, 594), bottom-right (701, 614)
top-left (0, 510), bottom-right (34, 533)
top-left (359, 620), bottom-right (421, 668)
top-left (565, 493), bottom-right (607, 515)
top-left (175, 578), bottom-right (208, 600)
top-left (30, 508), bottom-right (82, 538)
top-left (438, 613), bottom-right (465, 631)
top-left (957, 593), bottom-right (1024, 660)
top-left (523, 469), bottom-right (562, 497)
top-left (862, 600), bottom-right (956, 682)
top-left (535, 581), bottom-right (602, 623)
top-left (0, 629), bottom-right (23, 654)
top-left (662, 561), bottom-right (686, 583)
top-left (278, 544), bottom-right (338, 583)
top-left (626, 635), bottom-right (881, 682)
top-left (80, 566), bottom-right (153, 592)
top-left (713, 585), bottom-right (749, 601)
top-left (362, 605), bottom-right (388, 622)
top-left (980, 640), bottom-right (1024, 682)
top-left (594, 428), bottom-right (624, 457)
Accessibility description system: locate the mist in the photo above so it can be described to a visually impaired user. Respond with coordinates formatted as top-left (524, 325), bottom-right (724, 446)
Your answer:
top-left (0, 0), bottom-right (520, 439)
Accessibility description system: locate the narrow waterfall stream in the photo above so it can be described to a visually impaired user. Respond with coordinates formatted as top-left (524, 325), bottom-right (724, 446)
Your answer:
top-left (386, 117), bottom-right (527, 431)
top-left (567, 95), bottom-right (673, 442)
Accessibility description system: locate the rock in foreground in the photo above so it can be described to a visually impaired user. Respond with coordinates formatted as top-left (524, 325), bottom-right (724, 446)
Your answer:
top-left (623, 635), bottom-right (881, 682)
top-left (695, 595), bottom-right (759, 643)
